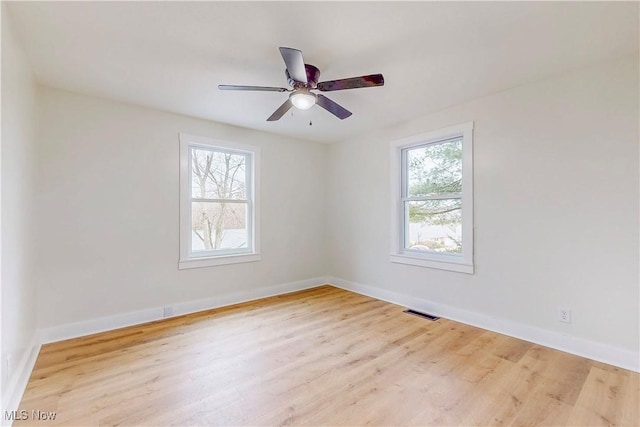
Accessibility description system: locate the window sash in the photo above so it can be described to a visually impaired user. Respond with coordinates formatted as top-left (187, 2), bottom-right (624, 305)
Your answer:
top-left (188, 200), bottom-right (253, 257)
top-left (187, 145), bottom-right (253, 257)
top-left (402, 198), bottom-right (463, 255)
top-left (400, 137), bottom-right (463, 199)
top-left (189, 147), bottom-right (251, 201)
top-left (191, 198), bottom-right (249, 204)
top-left (402, 194), bottom-right (462, 202)
top-left (401, 139), bottom-right (464, 256)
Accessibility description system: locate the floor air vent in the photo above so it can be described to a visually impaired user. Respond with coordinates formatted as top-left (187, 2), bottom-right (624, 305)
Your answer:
top-left (404, 309), bottom-right (440, 321)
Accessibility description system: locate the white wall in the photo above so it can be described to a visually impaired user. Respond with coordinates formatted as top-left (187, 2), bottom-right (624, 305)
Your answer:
top-left (3, 22), bottom-right (638, 398)
top-left (35, 87), bottom-right (328, 329)
top-left (327, 55), bottom-right (639, 357)
top-left (1, 3), bottom-right (39, 406)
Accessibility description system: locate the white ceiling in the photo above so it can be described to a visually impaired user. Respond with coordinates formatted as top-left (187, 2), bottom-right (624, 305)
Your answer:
top-left (6, 1), bottom-right (639, 143)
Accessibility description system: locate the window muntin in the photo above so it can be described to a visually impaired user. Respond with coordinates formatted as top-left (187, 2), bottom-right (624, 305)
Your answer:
top-left (390, 122), bottom-right (473, 274)
top-left (180, 134), bottom-right (260, 269)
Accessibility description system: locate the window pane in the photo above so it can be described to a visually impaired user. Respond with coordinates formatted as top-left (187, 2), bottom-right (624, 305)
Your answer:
top-left (191, 148), bottom-right (247, 200)
top-left (191, 202), bottom-right (248, 252)
top-left (405, 199), bottom-right (462, 254)
top-left (406, 138), bottom-right (462, 197)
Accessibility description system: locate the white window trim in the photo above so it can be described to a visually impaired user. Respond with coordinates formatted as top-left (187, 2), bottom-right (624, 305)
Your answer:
top-left (389, 122), bottom-right (474, 274)
top-left (179, 133), bottom-right (261, 269)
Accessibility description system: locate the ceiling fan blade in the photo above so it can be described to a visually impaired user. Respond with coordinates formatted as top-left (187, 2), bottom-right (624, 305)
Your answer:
top-left (316, 94), bottom-right (352, 120)
top-left (266, 99), bottom-right (293, 121)
top-left (279, 47), bottom-right (307, 84)
top-left (317, 74), bottom-right (384, 92)
top-left (219, 85), bottom-right (289, 92)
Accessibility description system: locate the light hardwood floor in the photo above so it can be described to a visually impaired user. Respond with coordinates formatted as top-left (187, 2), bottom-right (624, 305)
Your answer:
top-left (16, 285), bottom-right (639, 426)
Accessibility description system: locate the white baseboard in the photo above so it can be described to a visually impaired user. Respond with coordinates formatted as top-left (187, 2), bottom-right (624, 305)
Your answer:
top-left (327, 276), bottom-right (640, 373)
top-left (10, 273), bottom-right (636, 424)
top-left (1, 336), bottom-right (41, 427)
top-left (39, 276), bottom-right (330, 344)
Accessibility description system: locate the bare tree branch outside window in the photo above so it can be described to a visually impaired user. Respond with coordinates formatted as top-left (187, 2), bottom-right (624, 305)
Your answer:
top-left (190, 149), bottom-right (248, 251)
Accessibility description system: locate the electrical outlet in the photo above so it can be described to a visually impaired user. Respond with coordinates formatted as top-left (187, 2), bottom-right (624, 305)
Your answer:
top-left (163, 306), bottom-right (174, 318)
top-left (558, 306), bottom-right (572, 323)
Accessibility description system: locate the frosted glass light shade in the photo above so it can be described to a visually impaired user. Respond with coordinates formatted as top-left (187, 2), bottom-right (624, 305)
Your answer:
top-left (290, 91), bottom-right (317, 110)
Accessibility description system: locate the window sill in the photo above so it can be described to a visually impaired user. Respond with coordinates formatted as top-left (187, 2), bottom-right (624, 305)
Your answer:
top-left (179, 253), bottom-right (261, 270)
top-left (389, 253), bottom-right (474, 274)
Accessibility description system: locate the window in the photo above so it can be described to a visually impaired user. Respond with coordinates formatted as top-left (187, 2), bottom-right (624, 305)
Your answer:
top-left (390, 122), bottom-right (474, 274)
top-left (179, 134), bottom-right (260, 269)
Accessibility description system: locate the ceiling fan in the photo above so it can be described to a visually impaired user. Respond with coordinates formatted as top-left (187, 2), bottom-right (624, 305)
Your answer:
top-left (219, 47), bottom-right (384, 121)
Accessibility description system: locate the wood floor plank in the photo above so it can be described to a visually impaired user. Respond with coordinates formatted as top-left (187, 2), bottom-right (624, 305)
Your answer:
top-left (15, 286), bottom-right (639, 426)
top-left (566, 366), bottom-right (638, 426)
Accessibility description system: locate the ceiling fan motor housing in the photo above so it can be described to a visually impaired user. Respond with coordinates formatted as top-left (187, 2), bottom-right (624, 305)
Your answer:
top-left (287, 64), bottom-right (320, 88)
top-left (219, 47), bottom-right (384, 121)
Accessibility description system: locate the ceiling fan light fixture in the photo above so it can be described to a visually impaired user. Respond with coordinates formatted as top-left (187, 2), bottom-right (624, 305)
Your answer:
top-left (220, 47), bottom-right (384, 121)
top-left (290, 90), bottom-right (317, 110)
